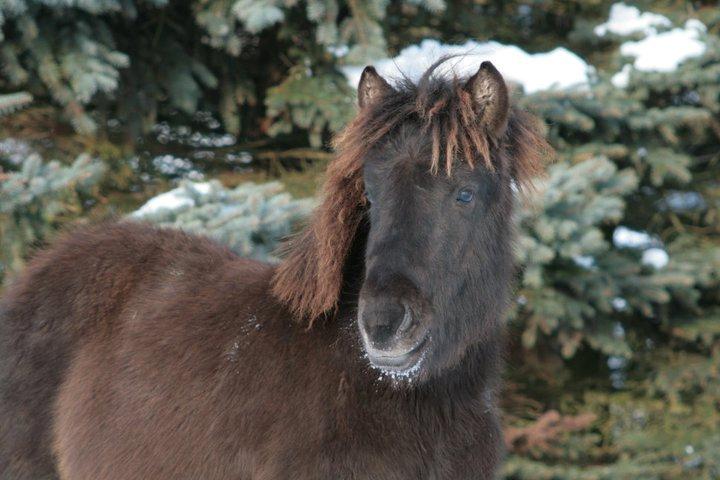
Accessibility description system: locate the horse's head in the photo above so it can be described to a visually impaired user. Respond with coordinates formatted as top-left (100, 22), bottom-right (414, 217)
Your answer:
top-left (272, 59), bottom-right (550, 383)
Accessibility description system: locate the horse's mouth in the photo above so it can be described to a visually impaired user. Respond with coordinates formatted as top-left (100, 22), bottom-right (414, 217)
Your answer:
top-left (366, 334), bottom-right (430, 373)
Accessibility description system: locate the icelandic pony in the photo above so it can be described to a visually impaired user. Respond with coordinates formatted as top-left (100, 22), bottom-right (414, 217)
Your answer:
top-left (0, 60), bottom-right (549, 479)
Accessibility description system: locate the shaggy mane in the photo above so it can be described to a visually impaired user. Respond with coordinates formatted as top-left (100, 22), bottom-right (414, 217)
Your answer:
top-left (271, 60), bottom-right (553, 325)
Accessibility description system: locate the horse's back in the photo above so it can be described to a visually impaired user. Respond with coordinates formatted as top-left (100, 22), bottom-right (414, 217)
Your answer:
top-left (52, 253), bottom-right (283, 479)
top-left (0, 221), bottom-right (263, 479)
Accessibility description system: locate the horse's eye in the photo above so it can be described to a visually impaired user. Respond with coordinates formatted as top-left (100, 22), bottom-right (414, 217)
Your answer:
top-left (456, 188), bottom-right (474, 204)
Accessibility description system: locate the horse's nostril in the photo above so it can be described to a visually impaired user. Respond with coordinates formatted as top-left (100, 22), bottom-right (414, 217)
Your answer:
top-left (397, 304), bottom-right (414, 335)
top-left (372, 323), bottom-right (396, 346)
top-left (359, 299), bottom-right (419, 351)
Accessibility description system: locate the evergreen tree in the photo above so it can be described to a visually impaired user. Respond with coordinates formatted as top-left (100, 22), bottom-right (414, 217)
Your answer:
top-left (500, 3), bottom-right (720, 477)
top-left (131, 180), bottom-right (314, 259)
top-left (0, 153), bottom-right (105, 284)
top-left (0, 92), bottom-right (32, 116)
top-left (0, 0), bottom-right (445, 140)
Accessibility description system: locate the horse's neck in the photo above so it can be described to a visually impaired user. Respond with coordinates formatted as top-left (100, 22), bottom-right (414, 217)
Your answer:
top-left (424, 339), bottom-right (503, 402)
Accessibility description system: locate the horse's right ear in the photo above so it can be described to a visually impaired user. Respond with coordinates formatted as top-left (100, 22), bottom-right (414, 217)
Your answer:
top-left (358, 66), bottom-right (392, 108)
top-left (464, 61), bottom-right (510, 139)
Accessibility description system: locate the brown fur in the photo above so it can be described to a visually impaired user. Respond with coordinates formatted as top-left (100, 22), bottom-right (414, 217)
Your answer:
top-left (0, 223), bottom-right (503, 479)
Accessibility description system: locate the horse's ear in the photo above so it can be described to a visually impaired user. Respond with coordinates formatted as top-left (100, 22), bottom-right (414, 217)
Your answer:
top-left (358, 66), bottom-right (392, 109)
top-left (464, 61), bottom-right (509, 139)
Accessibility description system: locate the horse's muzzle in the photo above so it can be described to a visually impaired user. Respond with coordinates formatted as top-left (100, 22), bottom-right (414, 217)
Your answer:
top-left (357, 297), bottom-right (430, 372)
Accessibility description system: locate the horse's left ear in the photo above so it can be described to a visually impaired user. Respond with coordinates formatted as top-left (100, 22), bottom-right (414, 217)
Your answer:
top-left (358, 66), bottom-right (393, 109)
top-left (464, 61), bottom-right (509, 139)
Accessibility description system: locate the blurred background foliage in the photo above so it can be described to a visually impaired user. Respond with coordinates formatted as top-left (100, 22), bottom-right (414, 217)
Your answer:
top-left (1, 0), bottom-right (720, 478)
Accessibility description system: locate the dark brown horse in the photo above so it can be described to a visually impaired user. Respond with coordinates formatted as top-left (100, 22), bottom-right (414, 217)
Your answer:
top-left (0, 60), bottom-right (549, 479)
